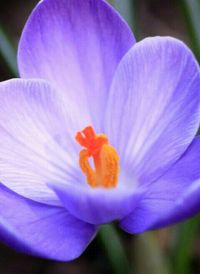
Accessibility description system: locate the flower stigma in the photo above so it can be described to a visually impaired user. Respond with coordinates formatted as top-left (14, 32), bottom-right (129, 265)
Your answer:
top-left (75, 126), bottom-right (120, 188)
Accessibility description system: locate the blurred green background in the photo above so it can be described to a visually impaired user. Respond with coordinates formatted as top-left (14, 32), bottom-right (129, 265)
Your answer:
top-left (0, 0), bottom-right (200, 274)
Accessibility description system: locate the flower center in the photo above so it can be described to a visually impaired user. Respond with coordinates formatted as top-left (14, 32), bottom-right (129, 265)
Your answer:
top-left (75, 126), bottom-right (119, 188)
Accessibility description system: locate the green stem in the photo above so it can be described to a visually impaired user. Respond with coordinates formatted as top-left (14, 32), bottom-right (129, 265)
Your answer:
top-left (98, 224), bottom-right (131, 274)
top-left (0, 25), bottom-right (18, 76)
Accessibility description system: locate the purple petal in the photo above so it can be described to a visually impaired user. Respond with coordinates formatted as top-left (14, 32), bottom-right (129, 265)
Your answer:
top-left (50, 183), bottom-right (142, 225)
top-left (105, 37), bottom-right (200, 184)
top-left (120, 137), bottom-right (200, 233)
top-left (0, 184), bottom-right (96, 261)
top-left (151, 180), bottom-right (200, 229)
top-left (0, 79), bottom-right (83, 205)
top-left (18, 0), bottom-right (135, 131)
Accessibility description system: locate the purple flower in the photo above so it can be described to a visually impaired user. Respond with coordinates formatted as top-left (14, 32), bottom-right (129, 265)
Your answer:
top-left (0, 0), bottom-right (200, 262)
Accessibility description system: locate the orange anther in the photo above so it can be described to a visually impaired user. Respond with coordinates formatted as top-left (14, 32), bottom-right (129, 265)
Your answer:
top-left (75, 126), bottom-right (119, 188)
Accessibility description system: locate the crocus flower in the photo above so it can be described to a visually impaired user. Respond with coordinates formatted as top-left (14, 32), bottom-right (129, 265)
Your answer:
top-left (0, 0), bottom-right (200, 262)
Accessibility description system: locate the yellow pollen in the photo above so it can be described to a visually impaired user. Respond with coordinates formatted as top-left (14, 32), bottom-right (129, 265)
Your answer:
top-left (75, 126), bottom-right (119, 188)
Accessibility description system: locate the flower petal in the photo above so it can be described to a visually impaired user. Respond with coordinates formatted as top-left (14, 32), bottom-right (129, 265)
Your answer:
top-left (50, 182), bottom-right (142, 225)
top-left (105, 37), bottom-right (200, 184)
top-left (151, 180), bottom-right (200, 229)
top-left (0, 184), bottom-right (96, 261)
top-left (18, 0), bottom-right (135, 131)
top-left (0, 79), bottom-right (83, 205)
top-left (120, 137), bottom-right (200, 233)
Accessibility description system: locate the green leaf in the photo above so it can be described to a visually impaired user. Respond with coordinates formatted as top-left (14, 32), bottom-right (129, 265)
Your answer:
top-left (108, 0), bottom-right (138, 34)
top-left (0, 25), bottom-right (18, 76)
top-left (180, 0), bottom-right (200, 60)
top-left (172, 216), bottom-right (200, 274)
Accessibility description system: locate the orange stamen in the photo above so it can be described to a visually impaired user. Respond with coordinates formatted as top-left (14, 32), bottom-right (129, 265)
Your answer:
top-left (75, 126), bottom-right (119, 188)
